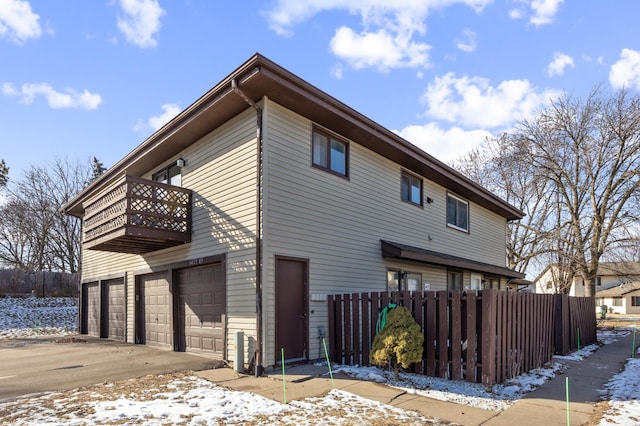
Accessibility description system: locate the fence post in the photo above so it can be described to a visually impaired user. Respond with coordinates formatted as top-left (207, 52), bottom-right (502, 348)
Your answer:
top-left (481, 289), bottom-right (497, 388)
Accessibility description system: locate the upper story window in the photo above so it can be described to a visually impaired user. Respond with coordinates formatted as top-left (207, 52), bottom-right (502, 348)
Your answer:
top-left (447, 193), bottom-right (469, 232)
top-left (401, 171), bottom-right (422, 206)
top-left (312, 127), bottom-right (349, 177)
top-left (152, 162), bottom-right (182, 186)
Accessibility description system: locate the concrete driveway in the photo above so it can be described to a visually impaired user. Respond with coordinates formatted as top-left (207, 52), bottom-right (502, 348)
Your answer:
top-left (0, 336), bottom-right (224, 401)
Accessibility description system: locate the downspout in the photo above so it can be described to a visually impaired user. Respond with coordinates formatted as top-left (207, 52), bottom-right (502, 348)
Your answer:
top-left (232, 79), bottom-right (264, 377)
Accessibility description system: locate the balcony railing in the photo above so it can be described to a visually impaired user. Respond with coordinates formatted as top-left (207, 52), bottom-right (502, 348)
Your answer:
top-left (83, 175), bottom-right (192, 254)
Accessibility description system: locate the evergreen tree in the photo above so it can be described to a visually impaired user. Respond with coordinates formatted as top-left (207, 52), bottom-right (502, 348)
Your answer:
top-left (370, 306), bottom-right (424, 381)
top-left (0, 159), bottom-right (8, 188)
top-left (86, 156), bottom-right (107, 186)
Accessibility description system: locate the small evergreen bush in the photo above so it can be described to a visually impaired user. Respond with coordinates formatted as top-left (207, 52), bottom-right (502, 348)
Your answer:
top-left (370, 305), bottom-right (424, 380)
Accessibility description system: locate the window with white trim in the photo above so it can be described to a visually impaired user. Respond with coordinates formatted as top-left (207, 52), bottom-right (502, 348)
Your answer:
top-left (447, 193), bottom-right (469, 232)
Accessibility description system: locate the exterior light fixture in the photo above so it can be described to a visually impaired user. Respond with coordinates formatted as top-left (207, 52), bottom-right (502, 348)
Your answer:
top-left (176, 158), bottom-right (186, 168)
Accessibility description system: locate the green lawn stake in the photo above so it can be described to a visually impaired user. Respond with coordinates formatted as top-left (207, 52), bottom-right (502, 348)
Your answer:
top-left (322, 337), bottom-right (335, 390)
top-left (566, 377), bottom-right (570, 426)
top-left (281, 348), bottom-right (287, 404)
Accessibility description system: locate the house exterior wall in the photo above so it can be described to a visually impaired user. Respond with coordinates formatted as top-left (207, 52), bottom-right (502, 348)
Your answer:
top-left (80, 107), bottom-right (258, 361)
top-left (78, 97), bottom-right (515, 368)
top-left (597, 290), bottom-right (640, 315)
top-left (261, 100), bottom-right (509, 365)
top-left (536, 266), bottom-right (639, 295)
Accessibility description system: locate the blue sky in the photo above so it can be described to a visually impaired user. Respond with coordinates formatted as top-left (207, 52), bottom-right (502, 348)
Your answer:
top-left (2, 0), bottom-right (640, 180)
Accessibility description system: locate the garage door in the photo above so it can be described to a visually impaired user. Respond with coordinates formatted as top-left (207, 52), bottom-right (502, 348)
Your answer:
top-left (102, 278), bottom-right (125, 341)
top-left (177, 263), bottom-right (226, 356)
top-left (82, 282), bottom-right (100, 336)
top-left (136, 272), bottom-right (171, 349)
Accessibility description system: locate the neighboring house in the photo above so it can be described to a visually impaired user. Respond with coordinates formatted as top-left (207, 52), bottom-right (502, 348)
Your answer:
top-left (62, 54), bottom-right (524, 372)
top-left (596, 282), bottom-right (640, 314)
top-left (535, 262), bottom-right (640, 296)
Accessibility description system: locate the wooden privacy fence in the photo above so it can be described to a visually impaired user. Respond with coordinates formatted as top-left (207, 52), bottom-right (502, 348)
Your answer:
top-left (328, 289), bottom-right (596, 386)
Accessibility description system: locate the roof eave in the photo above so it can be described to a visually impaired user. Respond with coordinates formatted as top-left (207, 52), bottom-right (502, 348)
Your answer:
top-left (63, 53), bottom-right (524, 221)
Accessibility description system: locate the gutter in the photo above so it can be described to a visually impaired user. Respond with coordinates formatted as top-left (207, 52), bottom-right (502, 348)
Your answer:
top-left (232, 78), bottom-right (264, 377)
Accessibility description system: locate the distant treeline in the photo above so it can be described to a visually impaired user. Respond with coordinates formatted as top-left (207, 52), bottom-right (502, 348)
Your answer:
top-left (0, 269), bottom-right (79, 297)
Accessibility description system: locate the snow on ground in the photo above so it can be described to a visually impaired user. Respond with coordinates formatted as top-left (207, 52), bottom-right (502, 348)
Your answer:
top-left (0, 296), bottom-right (77, 339)
top-left (597, 334), bottom-right (640, 426)
top-left (1, 297), bottom-right (639, 425)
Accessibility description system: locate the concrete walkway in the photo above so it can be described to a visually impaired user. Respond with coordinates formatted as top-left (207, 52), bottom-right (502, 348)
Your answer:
top-left (484, 332), bottom-right (634, 426)
top-left (196, 332), bottom-right (637, 425)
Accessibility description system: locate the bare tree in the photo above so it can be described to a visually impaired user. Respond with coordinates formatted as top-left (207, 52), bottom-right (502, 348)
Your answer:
top-left (452, 134), bottom-right (555, 275)
top-left (517, 88), bottom-right (640, 296)
top-left (452, 88), bottom-right (640, 296)
top-left (0, 157), bottom-right (96, 273)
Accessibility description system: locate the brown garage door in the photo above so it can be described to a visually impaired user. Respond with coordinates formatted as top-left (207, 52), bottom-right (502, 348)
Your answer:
top-left (82, 282), bottom-right (100, 337)
top-left (102, 278), bottom-right (125, 341)
top-left (136, 272), bottom-right (171, 349)
top-left (177, 263), bottom-right (225, 356)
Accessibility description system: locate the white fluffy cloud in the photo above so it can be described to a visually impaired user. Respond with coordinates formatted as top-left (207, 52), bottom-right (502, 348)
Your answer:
top-left (396, 123), bottom-right (491, 163)
top-left (264, 0), bottom-right (492, 71)
top-left (455, 29), bottom-right (477, 53)
top-left (117, 0), bottom-right (165, 48)
top-left (1, 82), bottom-right (102, 109)
top-left (0, 0), bottom-right (41, 43)
top-left (547, 52), bottom-right (574, 77)
top-left (135, 103), bottom-right (181, 133)
top-left (421, 73), bottom-right (560, 128)
top-left (609, 48), bottom-right (640, 90)
top-left (509, 0), bottom-right (564, 26)
top-left (330, 26), bottom-right (430, 71)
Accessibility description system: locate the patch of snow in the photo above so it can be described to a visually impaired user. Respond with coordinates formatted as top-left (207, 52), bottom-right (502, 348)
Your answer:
top-left (1, 297), bottom-right (639, 424)
top-left (0, 296), bottom-right (77, 339)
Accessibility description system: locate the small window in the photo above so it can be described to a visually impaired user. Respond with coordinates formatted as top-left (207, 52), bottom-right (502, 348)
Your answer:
top-left (470, 273), bottom-right (482, 290)
top-left (447, 194), bottom-right (469, 232)
top-left (596, 277), bottom-right (602, 286)
top-left (595, 298), bottom-right (603, 306)
top-left (612, 297), bottom-right (623, 307)
top-left (152, 162), bottom-right (182, 186)
top-left (312, 128), bottom-right (348, 177)
top-left (632, 296), bottom-right (640, 307)
top-left (387, 270), bottom-right (422, 292)
top-left (447, 270), bottom-right (463, 291)
top-left (401, 171), bottom-right (422, 206)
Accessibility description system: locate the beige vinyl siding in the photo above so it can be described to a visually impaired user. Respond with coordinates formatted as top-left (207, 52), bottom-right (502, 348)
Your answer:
top-left (80, 107), bottom-right (258, 361)
top-left (262, 100), bottom-right (509, 364)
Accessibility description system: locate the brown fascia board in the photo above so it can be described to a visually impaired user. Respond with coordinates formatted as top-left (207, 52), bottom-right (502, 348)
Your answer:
top-left (381, 240), bottom-right (525, 279)
top-left (63, 53), bottom-right (524, 221)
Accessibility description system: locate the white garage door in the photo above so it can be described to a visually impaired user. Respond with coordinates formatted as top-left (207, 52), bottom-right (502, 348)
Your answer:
top-left (103, 278), bottom-right (125, 341)
top-left (137, 272), bottom-right (171, 349)
top-left (83, 282), bottom-right (100, 337)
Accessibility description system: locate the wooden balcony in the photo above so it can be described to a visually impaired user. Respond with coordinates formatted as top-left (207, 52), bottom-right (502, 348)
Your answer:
top-left (83, 176), bottom-right (192, 254)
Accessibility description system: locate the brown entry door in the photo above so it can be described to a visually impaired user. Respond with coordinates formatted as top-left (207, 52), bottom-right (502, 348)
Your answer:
top-left (275, 257), bottom-right (308, 362)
